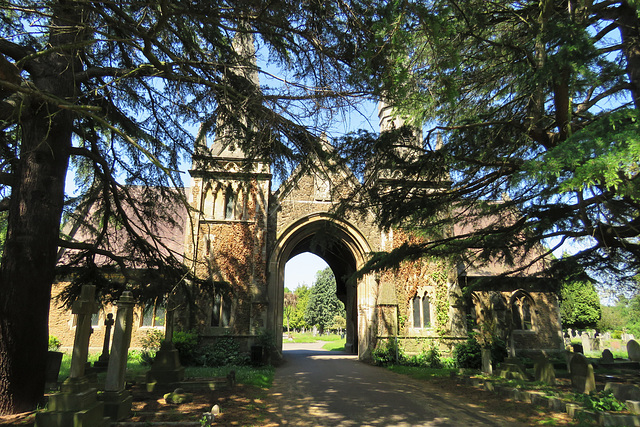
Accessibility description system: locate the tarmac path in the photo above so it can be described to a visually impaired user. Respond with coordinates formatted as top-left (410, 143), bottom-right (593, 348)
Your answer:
top-left (266, 342), bottom-right (533, 427)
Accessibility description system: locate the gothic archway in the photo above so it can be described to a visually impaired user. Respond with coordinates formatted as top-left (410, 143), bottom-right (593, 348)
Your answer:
top-left (267, 213), bottom-right (375, 359)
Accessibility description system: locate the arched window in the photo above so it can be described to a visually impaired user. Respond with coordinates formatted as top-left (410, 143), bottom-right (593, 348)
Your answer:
top-left (411, 293), bottom-right (431, 329)
top-left (511, 291), bottom-right (534, 331)
top-left (212, 292), bottom-right (232, 327)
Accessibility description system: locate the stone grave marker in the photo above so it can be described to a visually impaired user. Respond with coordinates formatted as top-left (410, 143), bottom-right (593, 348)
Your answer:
top-left (147, 304), bottom-right (185, 389)
top-left (94, 313), bottom-right (114, 370)
top-left (481, 348), bottom-right (492, 375)
top-left (100, 291), bottom-right (135, 421)
top-left (581, 332), bottom-right (592, 353)
top-left (628, 339), bottom-right (640, 361)
top-left (601, 349), bottom-right (615, 364)
top-left (570, 353), bottom-right (596, 394)
top-left (534, 356), bottom-right (556, 385)
top-left (35, 285), bottom-right (109, 427)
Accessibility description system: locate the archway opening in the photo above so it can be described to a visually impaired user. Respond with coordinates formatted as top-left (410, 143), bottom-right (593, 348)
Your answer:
top-left (270, 215), bottom-right (371, 357)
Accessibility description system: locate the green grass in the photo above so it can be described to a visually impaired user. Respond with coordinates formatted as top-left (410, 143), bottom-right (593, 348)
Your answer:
top-left (185, 365), bottom-right (275, 388)
top-left (386, 365), bottom-right (457, 380)
top-left (57, 352), bottom-right (275, 388)
top-left (322, 339), bottom-right (346, 351)
top-left (286, 332), bottom-right (344, 343)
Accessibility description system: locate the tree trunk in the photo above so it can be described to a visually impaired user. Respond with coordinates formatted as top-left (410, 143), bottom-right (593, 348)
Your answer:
top-left (0, 2), bottom-right (79, 414)
top-left (618, 1), bottom-right (640, 109)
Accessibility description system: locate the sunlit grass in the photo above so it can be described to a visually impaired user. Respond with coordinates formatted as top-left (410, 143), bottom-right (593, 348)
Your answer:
top-left (387, 365), bottom-right (457, 379)
top-left (285, 332), bottom-right (344, 343)
top-left (186, 365), bottom-right (275, 388)
top-left (322, 340), bottom-right (346, 351)
top-left (57, 352), bottom-right (274, 388)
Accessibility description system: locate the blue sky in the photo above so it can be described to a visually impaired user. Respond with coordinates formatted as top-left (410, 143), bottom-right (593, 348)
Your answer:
top-left (284, 253), bottom-right (329, 290)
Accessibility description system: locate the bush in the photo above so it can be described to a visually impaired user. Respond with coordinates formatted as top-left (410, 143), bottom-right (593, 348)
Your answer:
top-left (372, 339), bottom-right (401, 366)
top-left (48, 336), bottom-right (62, 351)
top-left (490, 336), bottom-right (508, 366)
top-left (140, 329), bottom-right (164, 365)
top-left (453, 337), bottom-right (481, 369)
top-left (195, 335), bottom-right (248, 367)
top-left (173, 330), bottom-right (199, 366)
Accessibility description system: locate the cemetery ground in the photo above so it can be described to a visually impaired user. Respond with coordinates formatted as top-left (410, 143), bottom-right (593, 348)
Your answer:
top-left (3, 334), bottom-right (639, 426)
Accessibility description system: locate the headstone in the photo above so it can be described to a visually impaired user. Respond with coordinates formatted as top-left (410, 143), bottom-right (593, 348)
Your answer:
top-left (570, 353), bottom-right (596, 394)
top-left (100, 292), bottom-right (135, 421)
top-left (628, 339), bottom-right (640, 361)
top-left (481, 348), bottom-right (492, 375)
top-left (603, 332), bottom-right (612, 341)
top-left (601, 349), bottom-right (615, 364)
top-left (94, 313), bottom-right (115, 370)
top-left (534, 356), bottom-right (556, 385)
top-left (605, 382), bottom-right (640, 401)
top-left (581, 332), bottom-right (592, 353)
top-left (498, 357), bottom-right (528, 380)
top-left (147, 304), bottom-right (185, 389)
top-left (567, 328), bottom-right (573, 338)
top-left (35, 285), bottom-right (109, 427)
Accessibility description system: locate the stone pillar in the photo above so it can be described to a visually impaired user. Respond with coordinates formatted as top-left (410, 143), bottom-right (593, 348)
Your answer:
top-left (481, 348), bottom-right (492, 375)
top-left (100, 291), bottom-right (135, 421)
top-left (35, 285), bottom-right (109, 427)
top-left (147, 302), bottom-right (184, 390)
top-left (94, 313), bottom-right (114, 370)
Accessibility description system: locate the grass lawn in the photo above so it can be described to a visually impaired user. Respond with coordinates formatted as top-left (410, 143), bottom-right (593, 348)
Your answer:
top-left (386, 365), bottom-right (458, 380)
top-left (57, 352), bottom-right (275, 388)
top-left (285, 331), bottom-right (344, 343)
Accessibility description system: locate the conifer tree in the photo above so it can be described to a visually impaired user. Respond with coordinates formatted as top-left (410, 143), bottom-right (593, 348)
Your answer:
top-left (339, 0), bottom-right (640, 289)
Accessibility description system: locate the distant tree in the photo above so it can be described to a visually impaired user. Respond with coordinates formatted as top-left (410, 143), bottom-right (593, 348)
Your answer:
top-left (283, 290), bottom-right (298, 336)
top-left (560, 280), bottom-right (601, 330)
top-left (305, 268), bottom-right (345, 334)
top-left (290, 285), bottom-right (311, 331)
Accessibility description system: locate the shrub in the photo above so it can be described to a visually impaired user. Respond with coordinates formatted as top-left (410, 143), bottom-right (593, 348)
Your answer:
top-left (490, 336), bottom-right (508, 366)
top-left (196, 335), bottom-right (248, 367)
top-left (48, 336), bottom-right (62, 352)
top-left (371, 339), bottom-right (401, 366)
top-left (453, 337), bottom-right (481, 369)
top-left (140, 329), bottom-right (164, 365)
top-left (424, 345), bottom-right (443, 369)
top-left (173, 330), bottom-right (199, 366)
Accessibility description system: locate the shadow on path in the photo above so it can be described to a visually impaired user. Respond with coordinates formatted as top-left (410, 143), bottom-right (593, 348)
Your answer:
top-left (267, 342), bottom-right (531, 427)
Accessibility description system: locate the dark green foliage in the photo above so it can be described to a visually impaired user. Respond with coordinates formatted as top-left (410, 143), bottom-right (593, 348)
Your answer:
top-left (335, 0), bottom-right (640, 290)
top-left (173, 330), bottom-right (200, 366)
top-left (560, 280), bottom-right (601, 329)
top-left (490, 336), bottom-right (508, 367)
top-left (575, 390), bottom-right (626, 413)
top-left (196, 336), bottom-right (249, 367)
top-left (405, 345), bottom-right (443, 369)
top-left (453, 337), bottom-right (482, 370)
top-left (371, 339), bottom-right (401, 366)
top-left (304, 268), bottom-right (346, 334)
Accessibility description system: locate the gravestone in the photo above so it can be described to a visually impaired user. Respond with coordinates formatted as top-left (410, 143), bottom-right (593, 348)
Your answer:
top-left (481, 348), bottom-right (492, 375)
top-left (628, 339), bottom-right (640, 361)
top-left (94, 313), bottom-right (114, 370)
top-left (581, 333), bottom-right (592, 353)
top-left (147, 305), bottom-right (184, 389)
top-left (534, 356), bottom-right (556, 385)
top-left (35, 285), bottom-right (109, 427)
top-left (601, 349), bottom-right (615, 364)
top-left (100, 292), bottom-right (134, 421)
top-left (570, 353), bottom-right (596, 394)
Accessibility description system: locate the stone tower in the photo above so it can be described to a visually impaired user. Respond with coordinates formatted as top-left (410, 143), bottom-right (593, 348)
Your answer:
top-left (183, 31), bottom-right (272, 349)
